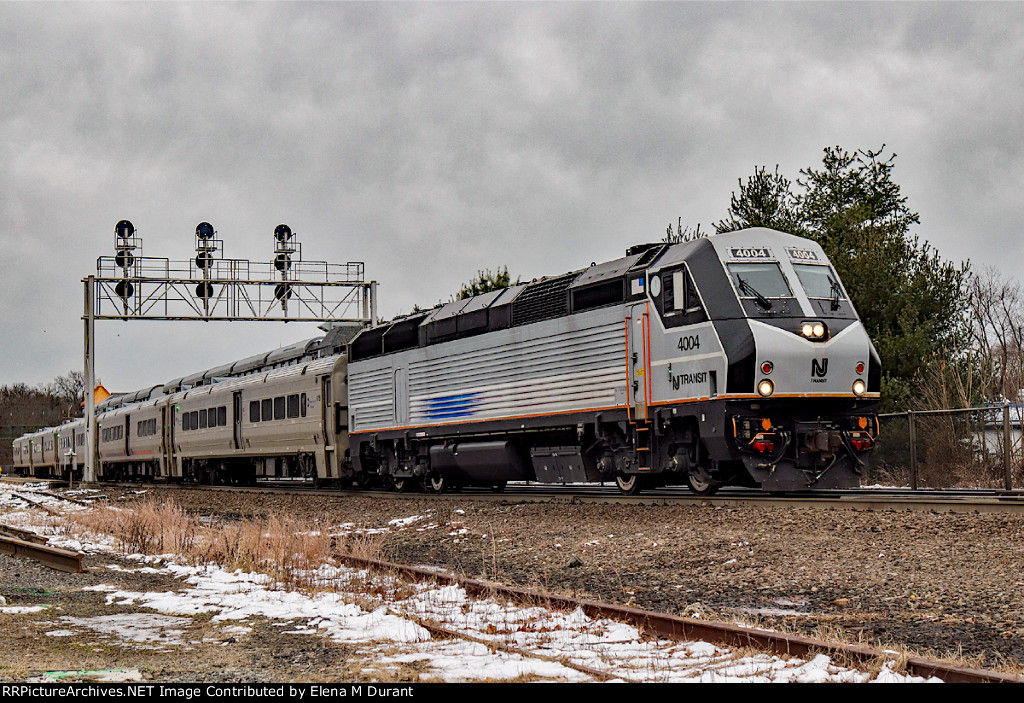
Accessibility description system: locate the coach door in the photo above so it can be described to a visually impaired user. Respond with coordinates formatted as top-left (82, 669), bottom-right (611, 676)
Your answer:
top-left (163, 403), bottom-right (177, 478)
top-left (321, 376), bottom-right (334, 478)
top-left (159, 406), bottom-right (168, 476)
top-left (628, 302), bottom-right (651, 422)
top-left (233, 391), bottom-right (243, 450)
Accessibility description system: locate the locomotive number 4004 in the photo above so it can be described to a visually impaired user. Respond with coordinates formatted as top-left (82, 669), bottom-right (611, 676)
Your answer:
top-left (677, 335), bottom-right (700, 351)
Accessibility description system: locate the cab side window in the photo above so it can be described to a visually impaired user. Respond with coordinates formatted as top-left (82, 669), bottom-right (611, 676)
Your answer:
top-left (652, 265), bottom-right (707, 327)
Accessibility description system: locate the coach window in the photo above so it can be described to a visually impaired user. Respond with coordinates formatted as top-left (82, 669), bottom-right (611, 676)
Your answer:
top-left (274, 396), bottom-right (286, 420)
top-left (182, 413), bottom-right (191, 432)
top-left (250, 400), bottom-right (260, 422)
top-left (199, 409), bottom-right (208, 429)
top-left (218, 406), bottom-right (227, 427)
top-left (287, 394), bottom-right (300, 419)
top-left (262, 398), bottom-right (273, 422)
top-left (300, 393), bottom-right (307, 417)
top-left (190, 411), bottom-right (199, 430)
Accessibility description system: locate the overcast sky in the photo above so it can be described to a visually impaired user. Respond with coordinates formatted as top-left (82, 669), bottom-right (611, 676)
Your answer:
top-left (2, 1), bottom-right (1023, 393)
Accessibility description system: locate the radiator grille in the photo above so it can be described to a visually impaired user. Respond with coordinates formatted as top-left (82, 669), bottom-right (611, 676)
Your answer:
top-left (511, 273), bottom-right (576, 327)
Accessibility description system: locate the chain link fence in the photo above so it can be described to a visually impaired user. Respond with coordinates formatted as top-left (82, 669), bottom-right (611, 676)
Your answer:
top-left (869, 405), bottom-right (1022, 489)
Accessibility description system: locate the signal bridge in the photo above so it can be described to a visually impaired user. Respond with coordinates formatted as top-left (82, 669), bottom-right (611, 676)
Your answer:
top-left (92, 221), bottom-right (375, 322)
top-left (83, 220), bottom-right (377, 481)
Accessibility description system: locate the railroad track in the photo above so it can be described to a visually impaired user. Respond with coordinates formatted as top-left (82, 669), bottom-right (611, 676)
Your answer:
top-left (39, 478), bottom-right (1024, 514)
top-left (0, 532), bottom-right (85, 573)
top-left (336, 552), bottom-right (1021, 683)
top-left (0, 489), bottom-right (87, 573)
top-left (10, 474), bottom-right (1024, 504)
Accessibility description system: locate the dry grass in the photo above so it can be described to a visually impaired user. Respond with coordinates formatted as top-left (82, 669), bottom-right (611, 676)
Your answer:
top-left (70, 500), bottom-right (197, 555)
top-left (66, 499), bottom-right (380, 592)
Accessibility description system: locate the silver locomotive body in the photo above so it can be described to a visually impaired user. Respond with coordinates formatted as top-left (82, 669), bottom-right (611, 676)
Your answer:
top-left (348, 227), bottom-right (880, 493)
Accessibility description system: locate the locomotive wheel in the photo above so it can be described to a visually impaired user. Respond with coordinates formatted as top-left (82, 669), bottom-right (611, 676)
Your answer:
top-left (686, 470), bottom-right (720, 497)
top-left (490, 481), bottom-right (506, 493)
top-left (614, 473), bottom-right (643, 495)
top-left (428, 475), bottom-right (447, 493)
top-left (391, 476), bottom-right (411, 492)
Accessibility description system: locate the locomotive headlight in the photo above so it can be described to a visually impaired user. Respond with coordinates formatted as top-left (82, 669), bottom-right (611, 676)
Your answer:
top-left (757, 379), bottom-right (775, 397)
top-left (801, 321), bottom-right (827, 339)
top-left (852, 379), bottom-right (866, 396)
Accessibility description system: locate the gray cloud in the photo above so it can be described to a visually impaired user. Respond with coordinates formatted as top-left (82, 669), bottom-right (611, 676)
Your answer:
top-left (2, 1), bottom-right (1023, 391)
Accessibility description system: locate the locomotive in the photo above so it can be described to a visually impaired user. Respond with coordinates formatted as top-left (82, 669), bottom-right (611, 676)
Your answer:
top-left (13, 227), bottom-right (880, 494)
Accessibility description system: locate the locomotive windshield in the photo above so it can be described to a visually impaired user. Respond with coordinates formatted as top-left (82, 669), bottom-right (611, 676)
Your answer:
top-left (726, 263), bottom-right (792, 299)
top-left (793, 263), bottom-right (846, 301)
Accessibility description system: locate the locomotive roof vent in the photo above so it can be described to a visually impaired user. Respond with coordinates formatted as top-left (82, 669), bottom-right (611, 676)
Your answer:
top-left (625, 242), bottom-right (661, 257)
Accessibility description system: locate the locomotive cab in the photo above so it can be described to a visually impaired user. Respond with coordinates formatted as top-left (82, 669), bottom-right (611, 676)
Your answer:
top-left (643, 228), bottom-right (880, 492)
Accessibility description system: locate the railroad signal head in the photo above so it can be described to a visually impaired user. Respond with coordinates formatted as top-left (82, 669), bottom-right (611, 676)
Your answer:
top-left (196, 281), bottom-right (214, 300)
top-left (196, 251), bottom-right (214, 270)
top-left (274, 283), bottom-right (292, 301)
top-left (196, 222), bottom-right (215, 240)
top-left (274, 224), bottom-right (292, 242)
top-left (115, 220), bottom-right (135, 239)
top-left (115, 280), bottom-right (135, 299)
top-left (114, 250), bottom-right (135, 269)
top-left (274, 253), bottom-right (291, 271)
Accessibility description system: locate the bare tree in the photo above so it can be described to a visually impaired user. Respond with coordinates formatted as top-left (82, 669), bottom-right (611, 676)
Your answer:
top-left (48, 370), bottom-right (85, 419)
top-left (965, 266), bottom-right (1024, 403)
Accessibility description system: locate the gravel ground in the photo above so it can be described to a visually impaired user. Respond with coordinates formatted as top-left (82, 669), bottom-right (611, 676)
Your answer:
top-left (3, 484), bottom-right (1024, 679)
top-left (0, 550), bottom-right (365, 682)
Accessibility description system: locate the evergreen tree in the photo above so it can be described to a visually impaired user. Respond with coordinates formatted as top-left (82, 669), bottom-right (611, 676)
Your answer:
top-left (664, 218), bottom-right (706, 243)
top-left (714, 165), bottom-right (802, 234)
top-left (719, 146), bottom-right (969, 411)
top-left (457, 267), bottom-right (519, 300)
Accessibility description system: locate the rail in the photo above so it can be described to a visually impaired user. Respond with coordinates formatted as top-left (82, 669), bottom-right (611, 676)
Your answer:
top-left (336, 553), bottom-right (1021, 684)
top-left (0, 534), bottom-right (85, 573)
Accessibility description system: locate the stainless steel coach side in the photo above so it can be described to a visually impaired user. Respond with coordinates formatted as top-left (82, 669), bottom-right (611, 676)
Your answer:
top-left (98, 399), bottom-right (163, 480)
top-left (12, 433), bottom-right (35, 476)
top-left (168, 355), bottom-right (345, 484)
